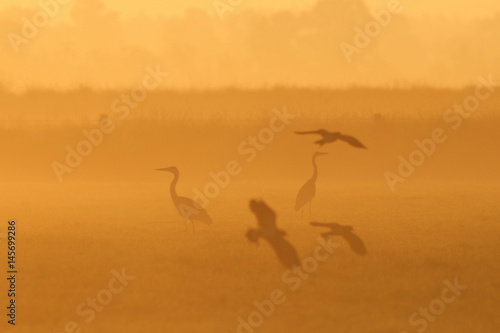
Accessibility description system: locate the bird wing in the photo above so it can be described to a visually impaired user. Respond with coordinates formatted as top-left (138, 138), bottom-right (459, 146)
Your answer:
top-left (310, 221), bottom-right (332, 228)
top-left (310, 222), bottom-right (347, 234)
top-left (267, 236), bottom-right (301, 268)
top-left (250, 200), bottom-right (277, 231)
top-left (338, 134), bottom-right (367, 149)
top-left (295, 129), bottom-right (329, 136)
top-left (177, 196), bottom-right (213, 224)
top-left (342, 231), bottom-right (368, 255)
top-left (246, 229), bottom-right (260, 243)
top-left (295, 179), bottom-right (315, 211)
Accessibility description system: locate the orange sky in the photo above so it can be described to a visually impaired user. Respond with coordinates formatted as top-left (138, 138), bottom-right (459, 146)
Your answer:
top-left (2, 0), bottom-right (499, 18)
top-left (0, 0), bottom-right (499, 91)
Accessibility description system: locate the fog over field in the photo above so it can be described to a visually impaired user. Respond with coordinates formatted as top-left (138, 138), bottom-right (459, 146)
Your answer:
top-left (1, 89), bottom-right (499, 184)
top-left (1, 0), bottom-right (499, 332)
top-left (1, 0), bottom-right (500, 91)
top-left (0, 88), bottom-right (499, 332)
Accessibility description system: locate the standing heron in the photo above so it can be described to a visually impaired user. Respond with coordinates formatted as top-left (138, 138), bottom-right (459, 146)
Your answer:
top-left (296, 129), bottom-right (367, 148)
top-left (295, 152), bottom-right (328, 215)
top-left (247, 199), bottom-right (300, 268)
top-left (156, 166), bottom-right (213, 232)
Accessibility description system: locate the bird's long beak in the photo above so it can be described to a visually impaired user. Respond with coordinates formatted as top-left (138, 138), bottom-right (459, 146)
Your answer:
top-left (155, 168), bottom-right (170, 171)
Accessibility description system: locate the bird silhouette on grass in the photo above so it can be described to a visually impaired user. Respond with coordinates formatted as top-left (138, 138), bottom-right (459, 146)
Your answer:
top-left (156, 166), bottom-right (213, 232)
top-left (296, 129), bottom-right (367, 148)
top-left (310, 222), bottom-right (367, 255)
top-left (295, 152), bottom-right (327, 216)
top-left (247, 199), bottom-right (301, 268)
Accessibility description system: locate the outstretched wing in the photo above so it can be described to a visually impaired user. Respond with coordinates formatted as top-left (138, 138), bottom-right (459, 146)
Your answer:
top-left (310, 221), bottom-right (331, 228)
top-left (339, 134), bottom-right (367, 149)
top-left (295, 129), bottom-right (329, 136)
top-left (342, 232), bottom-right (368, 255)
top-left (310, 221), bottom-right (350, 234)
top-left (268, 237), bottom-right (301, 268)
top-left (250, 199), bottom-right (277, 232)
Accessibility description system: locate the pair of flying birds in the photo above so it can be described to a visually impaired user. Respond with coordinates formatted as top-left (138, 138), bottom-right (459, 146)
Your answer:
top-left (247, 199), bottom-right (368, 268)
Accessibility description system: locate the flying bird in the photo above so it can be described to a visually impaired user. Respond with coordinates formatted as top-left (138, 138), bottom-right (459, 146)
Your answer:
top-left (310, 222), bottom-right (367, 255)
top-left (247, 199), bottom-right (300, 268)
top-left (295, 129), bottom-right (367, 148)
top-left (156, 166), bottom-right (213, 232)
top-left (295, 152), bottom-right (327, 215)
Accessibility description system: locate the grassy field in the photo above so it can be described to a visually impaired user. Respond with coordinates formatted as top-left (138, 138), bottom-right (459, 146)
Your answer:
top-left (0, 90), bottom-right (499, 332)
top-left (1, 181), bottom-right (499, 333)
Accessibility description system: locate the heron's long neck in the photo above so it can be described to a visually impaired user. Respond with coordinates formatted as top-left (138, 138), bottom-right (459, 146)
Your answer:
top-left (169, 172), bottom-right (180, 200)
top-left (311, 156), bottom-right (318, 181)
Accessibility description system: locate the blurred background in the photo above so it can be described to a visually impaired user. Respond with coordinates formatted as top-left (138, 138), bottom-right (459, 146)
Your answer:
top-left (1, 1), bottom-right (499, 333)
top-left (0, 0), bottom-right (500, 91)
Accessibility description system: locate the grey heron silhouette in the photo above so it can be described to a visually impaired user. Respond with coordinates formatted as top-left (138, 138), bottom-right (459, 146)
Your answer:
top-left (247, 199), bottom-right (300, 268)
top-left (296, 129), bottom-right (367, 148)
top-left (295, 152), bottom-right (328, 215)
top-left (156, 166), bottom-right (213, 232)
top-left (310, 222), bottom-right (367, 255)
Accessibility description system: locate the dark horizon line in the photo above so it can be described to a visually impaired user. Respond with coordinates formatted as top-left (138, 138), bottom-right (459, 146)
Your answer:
top-left (0, 84), bottom-right (490, 96)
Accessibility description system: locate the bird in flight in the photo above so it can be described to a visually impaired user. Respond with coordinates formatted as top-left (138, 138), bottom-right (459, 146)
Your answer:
top-left (295, 152), bottom-right (327, 215)
top-left (310, 222), bottom-right (367, 255)
top-left (247, 199), bottom-right (301, 268)
top-left (296, 129), bottom-right (367, 148)
top-left (156, 166), bottom-right (213, 232)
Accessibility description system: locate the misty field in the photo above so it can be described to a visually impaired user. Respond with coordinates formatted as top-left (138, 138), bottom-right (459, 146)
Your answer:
top-left (1, 90), bottom-right (499, 332)
top-left (1, 181), bottom-right (499, 333)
